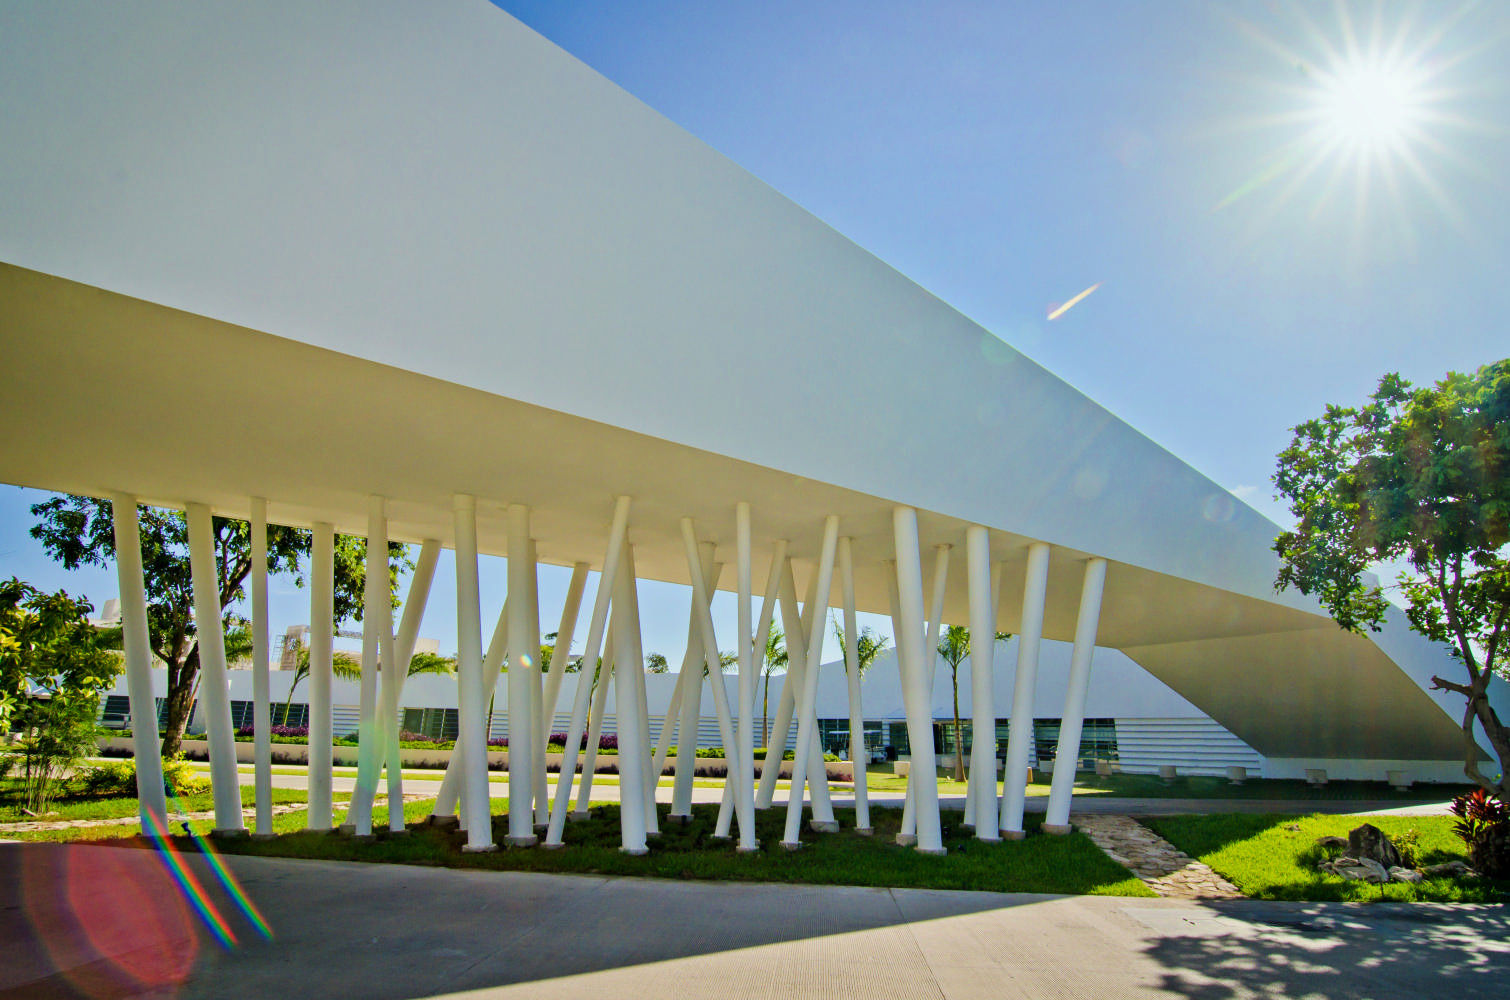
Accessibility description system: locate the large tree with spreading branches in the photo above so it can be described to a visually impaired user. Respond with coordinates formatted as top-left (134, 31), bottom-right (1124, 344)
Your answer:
top-left (1273, 360), bottom-right (1509, 796)
top-left (30, 494), bottom-right (411, 757)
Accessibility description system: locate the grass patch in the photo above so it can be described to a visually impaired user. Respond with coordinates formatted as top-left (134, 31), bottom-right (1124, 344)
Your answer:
top-left (0, 777), bottom-right (307, 825)
top-left (1143, 813), bottom-right (1510, 903)
top-left (1073, 773), bottom-right (1470, 801)
top-left (96, 799), bottom-right (1152, 897)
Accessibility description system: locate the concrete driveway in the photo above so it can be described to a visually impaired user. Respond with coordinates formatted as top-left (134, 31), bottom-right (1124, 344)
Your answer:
top-left (2, 842), bottom-right (1504, 999)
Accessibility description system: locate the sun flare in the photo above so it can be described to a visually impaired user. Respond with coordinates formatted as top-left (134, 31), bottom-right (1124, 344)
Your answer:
top-left (1313, 56), bottom-right (1426, 156)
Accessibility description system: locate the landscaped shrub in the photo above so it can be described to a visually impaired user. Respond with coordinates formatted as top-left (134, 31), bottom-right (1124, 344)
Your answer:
top-left (80, 756), bottom-right (210, 797)
top-left (1450, 789), bottom-right (1509, 878)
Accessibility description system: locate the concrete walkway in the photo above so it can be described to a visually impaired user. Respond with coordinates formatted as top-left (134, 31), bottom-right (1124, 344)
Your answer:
top-left (2, 843), bottom-right (1504, 999)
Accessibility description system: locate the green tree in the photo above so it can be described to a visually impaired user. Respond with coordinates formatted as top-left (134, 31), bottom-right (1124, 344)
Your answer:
top-left (1273, 361), bottom-right (1510, 796)
top-left (645, 652), bottom-right (669, 673)
top-left (30, 494), bottom-right (411, 757)
top-left (0, 579), bottom-right (122, 810)
top-left (933, 625), bottom-right (1011, 782)
top-left (761, 625), bottom-right (788, 746)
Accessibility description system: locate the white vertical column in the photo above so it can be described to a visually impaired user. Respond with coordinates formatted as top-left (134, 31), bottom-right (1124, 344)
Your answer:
top-left (454, 495), bottom-right (495, 852)
top-left (528, 540), bottom-right (551, 829)
top-left (680, 521), bottom-right (746, 841)
top-left (781, 515), bottom-right (839, 849)
top-left (893, 507), bottom-right (944, 855)
top-left (716, 537), bottom-right (784, 833)
top-left (1001, 541), bottom-right (1051, 839)
top-left (612, 546), bottom-right (649, 854)
top-left (672, 544), bottom-right (718, 820)
top-left (902, 545), bottom-right (949, 841)
top-left (965, 525), bottom-right (1000, 840)
top-left (573, 634), bottom-right (613, 817)
top-left (546, 496), bottom-right (630, 844)
top-left (110, 494), bottom-right (169, 837)
top-left (837, 537), bottom-right (871, 834)
top-left (733, 503), bottom-right (758, 852)
top-left (346, 495), bottom-right (388, 838)
top-left (249, 499), bottom-right (273, 838)
top-left (307, 522), bottom-right (335, 831)
top-left (541, 564), bottom-right (589, 745)
top-left (432, 597), bottom-right (508, 822)
top-left (185, 503), bottom-right (244, 836)
top-left (383, 538), bottom-right (440, 833)
top-left (505, 506), bottom-right (537, 846)
top-left (1045, 557), bottom-right (1107, 833)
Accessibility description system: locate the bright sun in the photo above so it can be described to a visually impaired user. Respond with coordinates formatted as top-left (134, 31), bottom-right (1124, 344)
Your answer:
top-left (1313, 57), bottom-right (1426, 156)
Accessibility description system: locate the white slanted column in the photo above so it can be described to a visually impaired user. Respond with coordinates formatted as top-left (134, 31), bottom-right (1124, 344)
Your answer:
top-left (622, 545), bottom-right (659, 835)
top-left (431, 596), bottom-right (508, 823)
top-left (454, 495), bottom-right (496, 852)
top-left (345, 496), bottom-right (389, 838)
top-left (110, 494), bottom-right (169, 837)
top-left (965, 526), bottom-right (1000, 841)
top-left (837, 537), bottom-right (871, 834)
top-left (766, 561), bottom-right (836, 824)
top-left (754, 554), bottom-right (798, 810)
top-left (307, 522), bottom-right (335, 831)
top-left (1045, 557), bottom-right (1108, 834)
top-left (505, 504), bottom-right (537, 847)
top-left (781, 515), bottom-right (839, 849)
top-left (902, 544), bottom-right (949, 841)
top-left (185, 503), bottom-right (244, 837)
top-left (574, 630), bottom-right (613, 817)
top-left (1001, 541), bottom-right (1051, 839)
top-left (680, 519), bottom-right (745, 840)
top-left (381, 538), bottom-right (440, 833)
top-left (612, 545), bottom-right (650, 854)
top-left (672, 543), bottom-right (719, 821)
top-left (545, 496), bottom-right (629, 845)
top-left (540, 563), bottom-right (589, 763)
top-left (893, 507), bottom-right (944, 855)
top-left (249, 499), bottom-right (274, 838)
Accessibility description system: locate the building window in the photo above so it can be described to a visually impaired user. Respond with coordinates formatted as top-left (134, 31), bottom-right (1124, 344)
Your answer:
top-left (99, 694), bottom-right (169, 730)
top-left (402, 707), bottom-right (458, 741)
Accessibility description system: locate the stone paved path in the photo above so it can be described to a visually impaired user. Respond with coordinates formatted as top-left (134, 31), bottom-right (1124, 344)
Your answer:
top-left (1073, 813), bottom-right (1243, 899)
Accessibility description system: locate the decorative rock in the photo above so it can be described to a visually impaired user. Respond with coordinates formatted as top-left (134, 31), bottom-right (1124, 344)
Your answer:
top-left (1348, 823), bottom-right (1404, 869)
top-left (1422, 860), bottom-right (1477, 879)
top-left (1389, 866), bottom-right (1423, 884)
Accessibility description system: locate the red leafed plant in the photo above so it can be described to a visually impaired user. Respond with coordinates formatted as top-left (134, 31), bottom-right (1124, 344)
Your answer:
top-left (1449, 789), bottom-right (1509, 879)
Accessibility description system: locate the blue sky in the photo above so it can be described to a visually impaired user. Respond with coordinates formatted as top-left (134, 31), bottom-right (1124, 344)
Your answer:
top-left (1, 1), bottom-right (1506, 662)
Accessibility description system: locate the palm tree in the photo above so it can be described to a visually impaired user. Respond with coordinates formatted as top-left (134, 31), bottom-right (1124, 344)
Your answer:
top-left (761, 625), bottom-right (787, 746)
top-left (830, 617), bottom-right (890, 759)
top-left (936, 626), bottom-right (1011, 781)
top-left (281, 647), bottom-right (361, 725)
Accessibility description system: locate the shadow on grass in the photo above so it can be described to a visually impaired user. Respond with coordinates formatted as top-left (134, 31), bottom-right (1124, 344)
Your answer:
top-left (208, 801), bottom-right (1150, 897)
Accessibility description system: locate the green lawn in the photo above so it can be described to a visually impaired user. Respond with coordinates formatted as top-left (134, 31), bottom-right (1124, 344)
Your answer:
top-left (82, 798), bottom-right (1152, 897)
top-left (1142, 813), bottom-right (1508, 903)
top-left (860, 770), bottom-right (1466, 801)
top-left (0, 778), bottom-right (308, 825)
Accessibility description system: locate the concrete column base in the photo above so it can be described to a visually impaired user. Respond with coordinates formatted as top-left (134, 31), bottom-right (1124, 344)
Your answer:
top-left (917, 847), bottom-right (947, 857)
top-left (667, 813), bottom-right (693, 825)
top-left (779, 840), bottom-right (803, 851)
top-left (895, 833), bottom-right (917, 847)
top-left (809, 820), bottom-right (840, 833)
top-left (854, 827), bottom-right (874, 837)
top-left (1004, 829), bottom-right (1026, 841)
top-left (619, 846), bottom-right (649, 856)
top-left (735, 844), bottom-right (760, 854)
top-left (541, 841), bottom-right (565, 851)
top-left (462, 843), bottom-right (498, 853)
top-left (210, 828), bottom-right (248, 839)
top-left (426, 815), bottom-right (460, 830)
top-left (961, 822), bottom-right (974, 831)
top-left (506, 834), bottom-right (539, 848)
top-left (975, 835), bottom-right (1002, 844)
top-left (1042, 823), bottom-right (1072, 835)
top-left (709, 834), bottom-right (731, 842)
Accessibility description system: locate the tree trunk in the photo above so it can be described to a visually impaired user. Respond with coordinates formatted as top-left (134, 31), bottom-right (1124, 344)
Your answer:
top-left (951, 668), bottom-right (965, 783)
